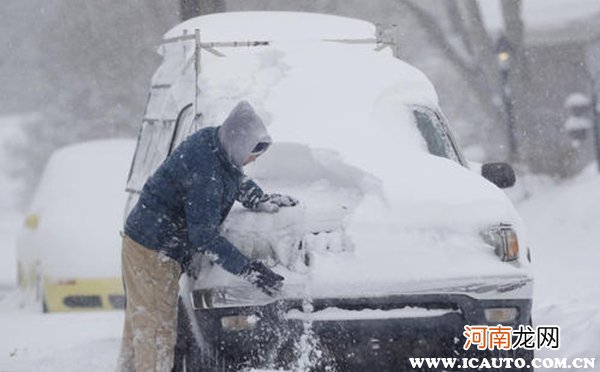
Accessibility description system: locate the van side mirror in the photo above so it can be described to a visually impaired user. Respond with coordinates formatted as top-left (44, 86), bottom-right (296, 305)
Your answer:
top-left (481, 162), bottom-right (516, 188)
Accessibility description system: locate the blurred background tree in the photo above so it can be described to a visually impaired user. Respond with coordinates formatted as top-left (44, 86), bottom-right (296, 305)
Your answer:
top-left (2, 0), bottom-right (178, 202)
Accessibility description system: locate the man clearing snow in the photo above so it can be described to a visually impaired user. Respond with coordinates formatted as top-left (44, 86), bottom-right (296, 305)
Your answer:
top-left (117, 101), bottom-right (297, 372)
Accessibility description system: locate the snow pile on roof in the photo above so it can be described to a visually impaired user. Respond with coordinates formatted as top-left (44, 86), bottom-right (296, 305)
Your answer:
top-left (21, 139), bottom-right (135, 278)
top-left (165, 11), bottom-right (375, 42)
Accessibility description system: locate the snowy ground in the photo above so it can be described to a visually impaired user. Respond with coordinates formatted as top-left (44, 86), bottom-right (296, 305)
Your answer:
top-left (0, 116), bottom-right (598, 370)
top-left (512, 168), bottom-right (600, 364)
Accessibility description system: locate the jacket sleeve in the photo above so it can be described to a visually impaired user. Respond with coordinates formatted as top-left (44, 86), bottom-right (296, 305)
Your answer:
top-left (184, 172), bottom-right (249, 275)
top-left (236, 177), bottom-right (266, 210)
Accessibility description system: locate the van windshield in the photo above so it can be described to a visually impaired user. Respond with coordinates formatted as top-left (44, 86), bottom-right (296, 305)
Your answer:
top-left (412, 106), bottom-right (463, 164)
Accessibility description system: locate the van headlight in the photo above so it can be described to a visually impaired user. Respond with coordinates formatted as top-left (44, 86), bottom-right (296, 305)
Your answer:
top-left (481, 224), bottom-right (519, 262)
top-left (191, 286), bottom-right (274, 309)
top-left (220, 314), bottom-right (260, 331)
top-left (484, 307), bottom-right (519, 323)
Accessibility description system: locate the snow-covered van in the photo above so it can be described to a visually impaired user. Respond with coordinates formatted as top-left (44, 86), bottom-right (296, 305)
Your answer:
top-left (126, 12), bottom-right (533, 371)
top-left (17, 139), bottom-right (135, 312)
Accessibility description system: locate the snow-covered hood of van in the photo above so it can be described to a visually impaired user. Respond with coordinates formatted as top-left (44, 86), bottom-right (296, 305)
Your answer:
top-left (160, 12), bottom-right (531, 297)
top-left (196, 142), bottom-right (531, 299)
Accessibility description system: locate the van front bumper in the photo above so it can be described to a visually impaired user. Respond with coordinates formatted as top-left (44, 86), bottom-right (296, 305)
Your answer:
top-left (185, 293), bottom-right (533, 371)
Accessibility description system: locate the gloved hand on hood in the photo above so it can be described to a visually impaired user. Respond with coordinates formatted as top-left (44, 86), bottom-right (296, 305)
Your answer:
top-left (255, 193), bottom-right (299, 213)
top-left (240, 260), bottom-right (284, 296)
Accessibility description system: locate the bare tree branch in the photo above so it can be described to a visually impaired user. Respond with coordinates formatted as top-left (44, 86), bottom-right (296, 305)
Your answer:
top-left (500, 0), bottom-right (532, 161)
top-left (395, 0), bottom-right (506, 131)
top-left (500, 0), bottom-right (528, 82)
top-left (397, 0), bottom-right (475, 72)
top-left (444, 0), bottom-right (473, 56)
top-left (462, 0), bottom-right (504, 96)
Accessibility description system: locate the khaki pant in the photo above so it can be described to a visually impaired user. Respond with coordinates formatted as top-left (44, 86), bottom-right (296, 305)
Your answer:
top-left (116, 235), bottom-right (182, 372)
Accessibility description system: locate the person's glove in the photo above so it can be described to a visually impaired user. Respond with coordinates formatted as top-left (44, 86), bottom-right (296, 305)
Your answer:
top-left (240, 260), bottom-right (284, 296)
top-left (182, 252), bottom-right (205, 280)
top-left (255, 193), bottom-right (299, 213)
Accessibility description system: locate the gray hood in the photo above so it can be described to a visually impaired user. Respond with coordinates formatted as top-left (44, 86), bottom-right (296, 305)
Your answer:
top-left (218, 101), bottom-right (272, 168)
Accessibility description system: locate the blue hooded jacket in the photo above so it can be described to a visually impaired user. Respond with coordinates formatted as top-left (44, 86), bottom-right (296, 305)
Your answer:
top-left (124, 102), bottom-right (271, 274)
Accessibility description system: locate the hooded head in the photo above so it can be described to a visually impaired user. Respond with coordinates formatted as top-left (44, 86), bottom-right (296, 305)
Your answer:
top-left (218, 101), bottom-right (272, 168)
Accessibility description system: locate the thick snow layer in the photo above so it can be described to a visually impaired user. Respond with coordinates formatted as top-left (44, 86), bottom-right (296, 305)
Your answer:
top-left (0, 304), bottom-right (122, 371)
top-left (512, 167), bottom-right (600, 306)
top-left (18, 139), bottom-right (135, 279)
top-left (515, 167), bottom-right (600, 362)
top-left (165, 11), bottom-right (375, 42)
top-left (192, 140), bottom-right (527, 298)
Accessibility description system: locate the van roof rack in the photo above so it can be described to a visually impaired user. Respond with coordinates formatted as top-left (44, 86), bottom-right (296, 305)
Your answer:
top-left (160, 25), bottom-right (398, 118)
top-left (161, 24), bottom-right (398, 55)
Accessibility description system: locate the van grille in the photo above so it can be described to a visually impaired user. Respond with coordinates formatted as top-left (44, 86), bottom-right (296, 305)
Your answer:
top-left (63, 295), bottom-right (102, 308)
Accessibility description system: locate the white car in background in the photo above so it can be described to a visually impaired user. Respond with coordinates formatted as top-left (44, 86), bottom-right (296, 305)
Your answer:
top-left (17, 139), bottom-right (135, 312)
